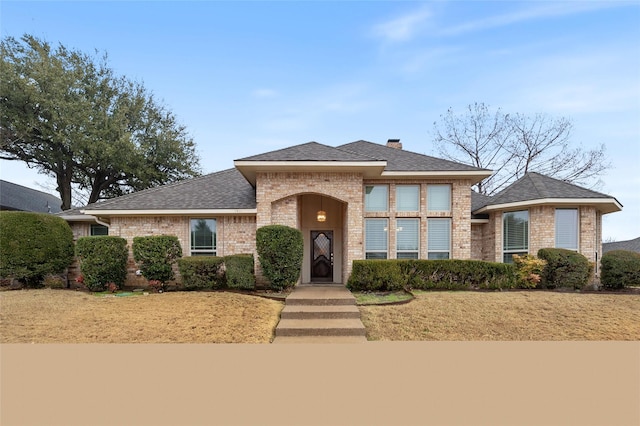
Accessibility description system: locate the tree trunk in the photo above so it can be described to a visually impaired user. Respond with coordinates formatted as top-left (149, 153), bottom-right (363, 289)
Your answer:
top-left (56, 167), bottom-right (73, 211)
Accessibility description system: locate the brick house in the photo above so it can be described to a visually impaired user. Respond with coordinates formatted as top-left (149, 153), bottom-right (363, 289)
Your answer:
top-left (60, 140), bottom-right (622, 286)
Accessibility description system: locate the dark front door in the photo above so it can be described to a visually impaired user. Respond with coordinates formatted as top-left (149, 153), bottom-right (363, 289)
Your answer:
top-left (311, 230), bottom-right (333, 282)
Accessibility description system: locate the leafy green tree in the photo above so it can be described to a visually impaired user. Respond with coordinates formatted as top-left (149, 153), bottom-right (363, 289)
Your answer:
top-left (0, 34), bottom-right (200, 210)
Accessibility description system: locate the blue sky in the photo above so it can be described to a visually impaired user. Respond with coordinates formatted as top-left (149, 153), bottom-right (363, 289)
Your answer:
top-left (1, 1), bottom-right (639, 241)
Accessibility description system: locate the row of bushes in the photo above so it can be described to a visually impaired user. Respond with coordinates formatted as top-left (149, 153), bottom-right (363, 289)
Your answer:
top-left (75, 235), bottom-right (256, 291)
top-left (73, 225), bottom-right (304, 291)
top-left (347, 259), bottom-right (518, 292)
top-left (0, 213), bottom-right (303, 291)
top-left (178, 254), bottom-right (255, 290)
top-left (3, 212), bottom-right (639, 291)
top-left (347, 248), bottom-right (639, 292)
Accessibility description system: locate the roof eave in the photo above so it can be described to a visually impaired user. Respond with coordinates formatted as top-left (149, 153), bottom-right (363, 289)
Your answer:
top-left (233, 160), bottom-right (388, 185)
top-left (81, 209), bottom-right (258, 216)
top-left (380, 170), bottom-right (493, 184)
top-left (475, 198), bottom-right (623, 214)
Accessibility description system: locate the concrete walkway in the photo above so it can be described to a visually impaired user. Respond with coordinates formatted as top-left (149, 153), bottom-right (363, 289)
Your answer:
top-left (272, 285), bottom-right (368, 343)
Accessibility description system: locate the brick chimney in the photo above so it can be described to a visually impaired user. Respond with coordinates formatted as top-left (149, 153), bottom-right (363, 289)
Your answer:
top-left (386, 139), bottom-right (402, 149)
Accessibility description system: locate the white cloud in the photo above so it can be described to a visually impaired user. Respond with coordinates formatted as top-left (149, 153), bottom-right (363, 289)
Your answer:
top-left (372, 7), bottom-right (432, 43)
top-left (440, 2), bottom-right (623, 37)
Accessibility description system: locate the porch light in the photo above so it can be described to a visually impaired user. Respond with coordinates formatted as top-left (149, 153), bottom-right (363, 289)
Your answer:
top-left (317, 196), bottom-right (327, 222)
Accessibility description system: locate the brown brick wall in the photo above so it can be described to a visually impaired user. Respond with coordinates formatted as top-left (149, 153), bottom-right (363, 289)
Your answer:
top-left (477, 205), bottom-right (603, 264)
top-left (255, 171), bottom-right (364, 284)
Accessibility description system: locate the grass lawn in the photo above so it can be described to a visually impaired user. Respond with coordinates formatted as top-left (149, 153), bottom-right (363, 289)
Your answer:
top-left (0, 289), bottom-right (284, 343)
top-left (359, 290), bottom-right (640, 341)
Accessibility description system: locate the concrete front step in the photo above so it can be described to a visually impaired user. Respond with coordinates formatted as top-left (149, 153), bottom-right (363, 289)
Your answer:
top-left (275, 318), bottom-right (366, 337)
top-left (272, 335), bottom-right (367, 344)
top-left (280, 305), bottom-right (361, 319)
top-left (285, 286), bottom-right (357, 306)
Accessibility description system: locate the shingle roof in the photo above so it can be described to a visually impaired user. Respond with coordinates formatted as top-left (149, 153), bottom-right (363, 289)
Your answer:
top-left (83, 168), bottom-right (256, 211)
top-left (237, 140), bottom-right (490, 173)
top-left (237, 141), bottom-right (377, 162)
top-left (488, 173), bottom-right (619, 206)
top-left (337, 140), bottom-right (490, 172)
top-left (0, 180), bottom-right (62, 213)
top-left (603, 237), bottom-right (640, 253)
top-left (471, 191), bottom-right (493, 212)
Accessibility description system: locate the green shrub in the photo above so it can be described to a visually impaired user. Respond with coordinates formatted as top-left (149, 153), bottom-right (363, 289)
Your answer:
top-left (225, 254), bottom-right (255, 290)
top-left (346, 259), bottom-right (516, 292)
top-left (256, 225), bottom-right (303, 290)
top-left (347, 260), bottom-right (406, 291)
top-left (177, 256), bottom-right (225, 290)
top-left (601, 250), bottom-right (640, 289)
top-left (512, 254), bottom-right (547, 289)
top-left (132, 235), bottom-right (182, 284)
top-left (404, 259), bottom-right (517, 290)
top-left (75, 236), bottom-right (128, 292)
top-left (537, 248), bottom-right (592, 289)
top-left (0, 211), bottom-right (74, 287)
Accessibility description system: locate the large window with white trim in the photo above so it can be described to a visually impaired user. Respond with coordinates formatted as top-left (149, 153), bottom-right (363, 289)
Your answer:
top-left (427, 185), bottom-right (451, 212)
top-left (397, 218), bottom-right (419, 259)
top-left (396, 185), bottom-right (419, 212)
top-left (365, 218), bottom-right (388, 259)
top-left (503, 211), bottom-right (528, 263)
top-left (556, 209), bottom-right (579, 250)
top-left (365, 185), bottom-right (388, 212)
top-left (190, 218), bottom-right (216, 256)
top-left (427, 218), bottom-right (451, 259)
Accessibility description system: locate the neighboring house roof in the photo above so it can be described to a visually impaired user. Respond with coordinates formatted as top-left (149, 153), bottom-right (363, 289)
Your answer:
top-left (83, 168), bottom-right (256, 214)
top-left (603, 237), bottom-right (640, 253)
top-left (0, 180), bottom-right (62, 213)
top-left (474, 172), bottom-right (622, 214)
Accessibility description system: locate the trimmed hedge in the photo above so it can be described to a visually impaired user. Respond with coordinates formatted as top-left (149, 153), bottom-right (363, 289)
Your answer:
top-left (256, 225), bottom-right (303, 290)
top-left (225, 254), bottom-right (255, 290)
top-left (404, 260), bottom-right (517, 290)
top-left (537, 248), bottom-right (592, 289)
top-left (0, 211), bottom-right (74, 287)
top-left (76, 236), bottom-right (128, 292)
top-left (177, 256), bottom-right (225, 290)
top-left (132, 235), bottom-right (182, 284)
top-left (601, 250), bottom-right (640, 289)
top-left (177, 254), bottom-right (256, 290)
top-left (346, 260), bottom-right (405, 292)
top-left (346, 259), bottom-right (517, 292)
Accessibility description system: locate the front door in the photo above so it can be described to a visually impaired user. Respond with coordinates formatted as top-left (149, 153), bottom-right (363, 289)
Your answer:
top-left (311, 230), bottom-right (333, 282)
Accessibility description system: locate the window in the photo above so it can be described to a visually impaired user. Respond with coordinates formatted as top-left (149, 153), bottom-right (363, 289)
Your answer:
top-left (365, 218), bottom-right (388, 259)
top-left (397, 218), bottom-right (419, 259)
top-left (556, 209), bottom-right (578, 250)
top-left (503, 211), bottom-right (528, 263)
top-left (396, 185), bottom-right (419, 211)
top-left (90, 224), bottom-right (108, 236)
top-left (427, 185), bottom-right (451, 211)
top-left (190, 218), bottom-right (216, 256)
top-left (365, 185), bottom-right (388, 212)
top-left (427, 218), bottom-right (450, 259)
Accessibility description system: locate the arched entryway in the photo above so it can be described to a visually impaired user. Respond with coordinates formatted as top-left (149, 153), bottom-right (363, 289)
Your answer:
top-left (299, 194), bottom-right (345, 284)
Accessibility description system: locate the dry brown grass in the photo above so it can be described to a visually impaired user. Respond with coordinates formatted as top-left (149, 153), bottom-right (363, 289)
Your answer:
top-left (360, 291), bottom-right (640, 341)
top-left (0, 289), bottom-right (284, 343)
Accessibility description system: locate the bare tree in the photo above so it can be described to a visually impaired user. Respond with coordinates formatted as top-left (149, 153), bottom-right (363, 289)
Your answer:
top-left (432, 102), bottom-right (610, 195)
